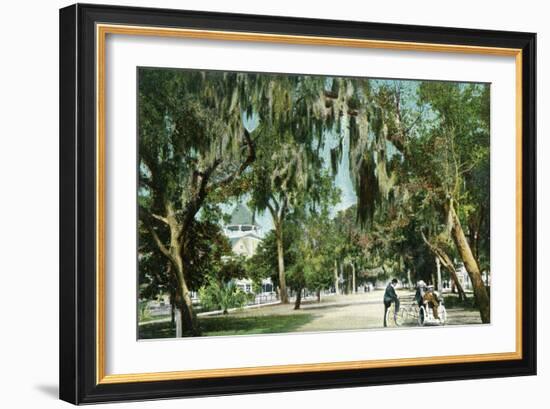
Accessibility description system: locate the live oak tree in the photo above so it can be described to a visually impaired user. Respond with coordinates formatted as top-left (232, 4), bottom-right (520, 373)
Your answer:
top-left (413, 82), bottom-right (491, 322)
top-left (390, 81), bottom-right (491, 321)
top-left (246, 223), bottom-right (299, 301)
top-left (138, 69), bottom-right (259, 335)
top-left (285, 182), bottom-right (340, 309)
top-left (327, 79), bottom-right (489, 319)
top-left (302, 209), bottom-right (343, 302)
top-left (333, 206), bottom-right (378, 294)
top-left (139, 205), bottom-right (238, 329)
top-left (247, 207), bottom-right (338, 310)
top-left (247, 76), bottom-right (402, 304)
top-left (337, 79), bottom-right (490, 321)
top-left (247, 75), bottom-right (340, 303)
top-left (249, 163), bottom-right (339, 305)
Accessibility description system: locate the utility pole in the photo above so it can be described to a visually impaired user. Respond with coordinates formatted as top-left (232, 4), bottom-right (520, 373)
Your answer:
top-left (175, 308), bottom-right (182, 337)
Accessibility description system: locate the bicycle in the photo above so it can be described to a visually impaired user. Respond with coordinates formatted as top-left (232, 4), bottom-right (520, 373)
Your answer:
top-left (394, 294), bottom-right (447, 326)
top-left (385, 301), bottom-right (406, 327)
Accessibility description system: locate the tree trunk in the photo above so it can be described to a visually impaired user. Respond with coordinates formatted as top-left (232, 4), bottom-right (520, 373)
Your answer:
top-left (275, 222), bottom-right (288, 304)
top-left (435, 257), bottom-right (442, 292)
top-left (334, 260), bottom-right (340, 295)
top-left (351, 262), bottom-right (356, 294)
top-left (173, 254), bottom-right (200, 336)
top-left (469, 223), bottom-right (479, 261)
top-left (469, 206), bottom-right (484, 262)
top-left (170, 295), bottom-right (175, 326)
top-left (316, 288), bottom-right (321, 302)
top-left (177, 300), bottom-right (197, 336)
top-left (442, 260), bottom-right (467, 301)
top-left (340, 263), bottom-right (345, 294)
top-left (168, 264), bottom-right (176, 326)
top-left (147, 202), bottom-right (201, 336)
top-left (437, 252), bottom-right (467, 301)
top-left (178, 286), bottom-right (198, 335)
top-left (420, 230), bottom-right (467, 301)
top-left (449, 201), bottom-right (490, 323)
top-left (294, 288), bottom-right (303, 310)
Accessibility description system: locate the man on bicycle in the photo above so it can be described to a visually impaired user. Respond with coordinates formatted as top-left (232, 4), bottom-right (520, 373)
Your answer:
top-left (383, 278), bottom-right (400, 327)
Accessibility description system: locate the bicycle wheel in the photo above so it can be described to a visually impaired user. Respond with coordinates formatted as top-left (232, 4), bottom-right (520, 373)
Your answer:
top-left (385, 306), bottom-right (393, 327)
top-left (418, 306), bottom-right (426, 326)
top-left (438, 306), bottom-right (447, 325)
top-left (410, 305), bottom-right (419, 322)
top-left (385, 304), bottom-right (403, 327)
top-left (396, 306), bottom-right (407, 326)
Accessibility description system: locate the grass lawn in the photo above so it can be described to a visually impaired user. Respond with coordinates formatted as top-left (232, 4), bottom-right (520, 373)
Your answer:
top-left (442, 292), bottom-right (478, 309)
top-left (139, 314), bottom-right (171, 323)
top-left (139, 313), bottom-right (315, 339)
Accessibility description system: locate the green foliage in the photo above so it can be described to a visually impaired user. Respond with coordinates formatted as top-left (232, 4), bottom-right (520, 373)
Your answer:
top-left (414, 82), bottom-right (490, 269)
top-left (198, 279), bottom-right (249, 314)
top-left (301, 209), bottom-right (345, 289)
top-left (246, 219), bottom-right (301, 287)
top-left (138, 300), bottom-right (153, 322)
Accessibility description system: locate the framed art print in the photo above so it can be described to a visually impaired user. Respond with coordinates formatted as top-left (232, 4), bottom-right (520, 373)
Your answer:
top-left (59, 3), bottom-right (536, 404)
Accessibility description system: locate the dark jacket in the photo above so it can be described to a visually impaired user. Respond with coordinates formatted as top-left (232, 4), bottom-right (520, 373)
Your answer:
top-left (383, 283), bottom-right (398, 303)
top-left (415, 288), bottom-right (424, 305)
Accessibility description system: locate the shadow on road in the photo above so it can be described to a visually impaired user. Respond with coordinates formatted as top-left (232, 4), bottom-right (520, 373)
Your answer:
top-left (299, 299), bottom-right (379, 312)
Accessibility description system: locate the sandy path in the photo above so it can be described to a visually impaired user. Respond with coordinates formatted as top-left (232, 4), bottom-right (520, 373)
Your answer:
top-left (220, 290), bottom-right (482, 333)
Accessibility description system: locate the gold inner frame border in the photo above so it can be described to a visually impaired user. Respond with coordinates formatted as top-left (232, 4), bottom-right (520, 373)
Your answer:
top-left (95, 23), bottom-right (523, 385)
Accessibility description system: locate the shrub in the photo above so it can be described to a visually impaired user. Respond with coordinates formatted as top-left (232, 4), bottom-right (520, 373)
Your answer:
top-left (199, 279), bottom-right (249, 314)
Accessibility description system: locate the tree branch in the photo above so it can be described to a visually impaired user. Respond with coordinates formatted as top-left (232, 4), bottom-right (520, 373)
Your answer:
top-left (213, 128), bottom-right (256, 190)
top-left (177, 129), bottom-right (257, 244)
top-left (266, 200), bottom-right (278, 227)
top-left (151, 213), bottom-right (169, 225)
top-left (420, 228), bottom-right (467, 299)
top-left (146, 222), bottom-right (171, 260)
top-left (179, 163), bottom-right (219, 242)
top-left (279, 194), bottom-right (288, 220)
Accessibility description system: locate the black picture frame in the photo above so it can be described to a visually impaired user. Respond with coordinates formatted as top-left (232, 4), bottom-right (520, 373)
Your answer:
top-left (60, 3), bottom-right (536, 404)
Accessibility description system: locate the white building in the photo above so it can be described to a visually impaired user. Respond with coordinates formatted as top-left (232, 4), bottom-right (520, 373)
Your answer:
top-left (454, 263), bottom-right (490, 290)
top-left (224, 204), bottom-right (273, 295)
top-left (224, 204), bottom-right (262, 259)
top-left (455, 263), bottom-right (473, 290)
